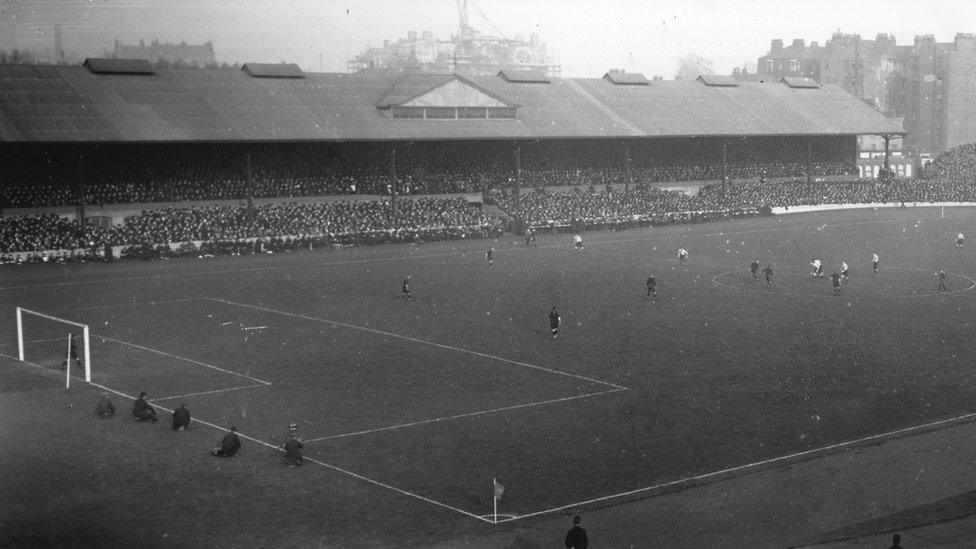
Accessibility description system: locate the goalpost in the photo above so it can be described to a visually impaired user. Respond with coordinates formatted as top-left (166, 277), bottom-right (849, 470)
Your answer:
top-left (16, 307), bottom-right (91, 386)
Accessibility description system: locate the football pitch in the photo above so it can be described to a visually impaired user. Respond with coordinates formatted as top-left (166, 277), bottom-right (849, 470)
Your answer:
top-left (3, 206), bottom-right (976, 543)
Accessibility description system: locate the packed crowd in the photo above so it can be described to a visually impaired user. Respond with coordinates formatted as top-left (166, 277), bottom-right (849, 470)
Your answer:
top-left (2, 138), bottom-right (859, 208)
top-left (494, 184), bottom-right (759, 231)
top-left (8, 141), bottom-right (976, 262)
top-left (699, 177), bottom-right (976, 209)
top-left (0, 197), bottom-right (502, 261)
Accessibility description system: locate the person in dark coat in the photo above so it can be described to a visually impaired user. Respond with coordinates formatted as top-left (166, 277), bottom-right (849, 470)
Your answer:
top-left (565, 515), bottom-right (588, 549)
top-left (211, 426), bottom-right (241, 457)
top-left (132, 391), bottom-right (158, 422)
top-left (282, 433), bottom-right (304, 466)
top-left (95, 392), bottom-right (115, 418)
top-left (172, 403), bottom-right (191, 431)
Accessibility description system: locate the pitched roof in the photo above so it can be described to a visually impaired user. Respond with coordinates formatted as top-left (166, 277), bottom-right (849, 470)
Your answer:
top-left (0, 64), bottom-right (905, 143)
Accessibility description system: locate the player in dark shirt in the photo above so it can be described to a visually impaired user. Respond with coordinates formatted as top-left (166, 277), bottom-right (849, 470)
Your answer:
top-left (750, 260), bottom-right (760, 280)
top-left (763, 265), bottom-right (774, 287)
top-left (401, 275), bottom-right (411, 300)
top-left (831, 272), bottom-right (842, 295)
top-left (486, 247), bottom-right (494, 266)
top-left (646, 276), bottom-right (657, 301)
top-left (937, 270), bottom-right (947, 292)
top-left (549, 306), bottom-right (561, 339)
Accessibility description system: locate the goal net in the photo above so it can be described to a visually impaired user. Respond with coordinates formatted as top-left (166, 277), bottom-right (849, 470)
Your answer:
top-left (16, 307), bottom-right (91, 386)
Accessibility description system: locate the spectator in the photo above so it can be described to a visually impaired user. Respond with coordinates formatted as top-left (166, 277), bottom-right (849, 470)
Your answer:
top-left (282, 433), bottom-right (303, 466)
top-left (172, 403), bottom-right (191, 431)
top-left (132, 391), bottom-right (159, 422)
top-left (211, 426), bottom-right (241, 457)
top-left (565, 515), bottom-right (588, 549)
top-left (95, 392), bottom-right (116, 418)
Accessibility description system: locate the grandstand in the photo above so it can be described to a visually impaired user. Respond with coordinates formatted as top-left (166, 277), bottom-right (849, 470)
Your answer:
top-left (0, 60), bottom-right (902, 260)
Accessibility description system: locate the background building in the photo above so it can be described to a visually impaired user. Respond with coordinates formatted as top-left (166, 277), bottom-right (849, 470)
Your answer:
top-left (757, 32), bottom-right (976, 162)
top-left (112, 39), bottom-right (216, 67)
top-left (347, 1), bottom-right (559, 77)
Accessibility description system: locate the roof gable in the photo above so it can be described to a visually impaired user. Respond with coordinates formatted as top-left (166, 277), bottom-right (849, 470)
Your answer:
top-left (781, 77), bottom-right (820, 89)
top-left (378, 74), bottom-right (515, 109)
top-left (603, 72), bottom-right (649, 85)
top-left (241, 63), bottom-right (304, 78)
top-left (84, 58), bottom-right (155, 75)
top-left (696, 74), bottom-right (739, 87)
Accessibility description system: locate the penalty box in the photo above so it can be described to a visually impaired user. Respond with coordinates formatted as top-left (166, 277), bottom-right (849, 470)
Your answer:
top-left (70, 297), bottom-right (623, 442)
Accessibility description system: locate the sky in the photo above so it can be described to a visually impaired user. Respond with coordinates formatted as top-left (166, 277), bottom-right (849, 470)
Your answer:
top-left (1, 0), bottom-right (975, 78)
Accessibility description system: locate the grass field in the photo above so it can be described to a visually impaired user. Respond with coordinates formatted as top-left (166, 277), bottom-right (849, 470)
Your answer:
top-left (3, 205), bottom-right (976, 547)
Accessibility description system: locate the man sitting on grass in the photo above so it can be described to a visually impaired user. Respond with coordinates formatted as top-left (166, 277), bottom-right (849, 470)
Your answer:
top-left (132, 391), bottom-right (158, 422)
top-left (211, 426), bottom-right (241, 457)
top-left (282, 433), bottom-right (303, 466)
top-left (95, 392), bottom-right (115, 418)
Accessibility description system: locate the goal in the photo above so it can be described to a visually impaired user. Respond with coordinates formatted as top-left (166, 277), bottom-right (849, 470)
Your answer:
top-left (16, 307), bottom-right (91, 386)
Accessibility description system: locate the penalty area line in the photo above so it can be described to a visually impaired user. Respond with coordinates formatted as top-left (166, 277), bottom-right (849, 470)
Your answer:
top-left (0, 352), bottom-right (494, 524)
top-left (204, 297), bottom-right (627, 391)
top-left (306, 387), bottom-right (628, 442)
top-left (94, 334), bottom-right (272, 386)
top-left (149, 383), bottom-right (268, 403)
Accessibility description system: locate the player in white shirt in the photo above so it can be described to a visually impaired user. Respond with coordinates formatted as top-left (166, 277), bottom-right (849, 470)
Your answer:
top-left (810, 259), bottom-right (824, 278)
top-left (573, 234), bottom-right (583, 251)
top-left (871, 253), bottom-right (879, 276)
top-left (840, 261), bottom-right (849, 279)
top-left (957, 232), bottom-right (965, 248)
top-left (678, 248), bottom-right (688, 263)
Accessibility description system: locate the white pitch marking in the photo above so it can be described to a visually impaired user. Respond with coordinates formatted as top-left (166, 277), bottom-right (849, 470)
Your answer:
top-left (499, 408), bottom-right (976, 523)
top-left (0, 352), bottom-right (492, 524)
top-left (305, 388), bottom-right (628, 443)
top-left (94, 334), bottom-right (272, 386)
top-left (149, 383), bottom-right (267, 402)
top-left (204, 297), bottom-right (626, 391)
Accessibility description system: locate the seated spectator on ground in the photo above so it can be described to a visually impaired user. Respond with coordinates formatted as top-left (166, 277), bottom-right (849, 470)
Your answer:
top-left (282, 433), bottom-right (303, 466)
top-left (132, 391), bottom-right (159, 422)
top-left (211, 426), bottom-right (241, 457)
top-left (172, 403), bottom-right (191, 431)
top-left (95, 392), bottom-right (116, 418)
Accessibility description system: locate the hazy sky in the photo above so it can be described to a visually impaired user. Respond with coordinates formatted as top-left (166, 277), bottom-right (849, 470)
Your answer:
top-left (1, 0), bottom-right (975, 77)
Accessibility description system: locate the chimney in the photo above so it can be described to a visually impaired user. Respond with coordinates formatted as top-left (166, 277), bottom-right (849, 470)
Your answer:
top-left (792, 38), bottom-right (805, 49)
top-left (914, 34), bottom-right (935, 49)
top-left (955, 32), bottom-right (975, 54)
top-left (771, 39), bottom-right (783, 52)
top-left (810, 41), bottom-right (819, 48)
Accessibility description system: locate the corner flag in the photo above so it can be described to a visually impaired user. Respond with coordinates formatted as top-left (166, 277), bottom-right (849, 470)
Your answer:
top-left (493, 478), bottom-right (504, 500)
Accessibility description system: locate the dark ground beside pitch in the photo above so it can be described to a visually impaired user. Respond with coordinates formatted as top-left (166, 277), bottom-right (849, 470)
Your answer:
top-left (2, 206), bottom-right (976, 548)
